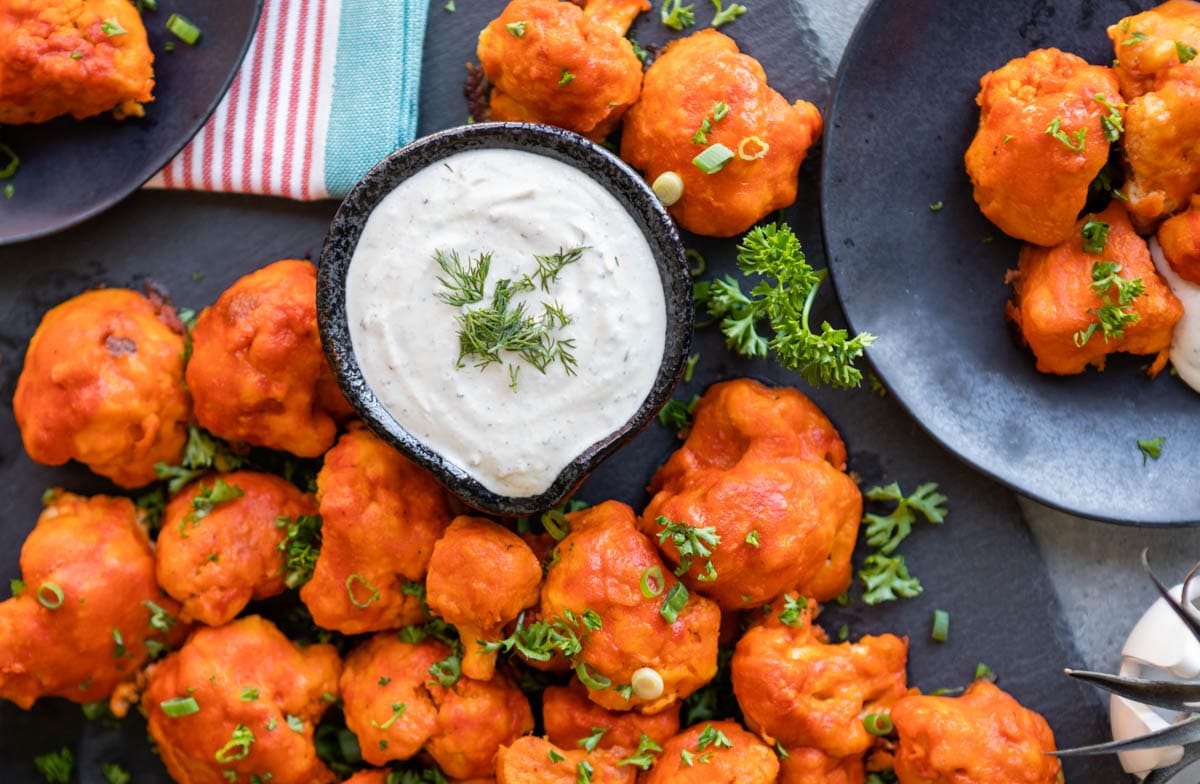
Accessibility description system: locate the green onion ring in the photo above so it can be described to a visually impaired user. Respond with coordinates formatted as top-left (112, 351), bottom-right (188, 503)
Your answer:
top-left (640, 567), bottom-right (664, 598)
top-left (575, 661), bottom-right (612, 690)
top-left (541, 509), bottom-right (570, 541)
top-left (863, 712), bottom-right (893, 736)
top-left (345, 574), bottom-right (380, 609)
top-left (37, 581), bottom-right (64, 609)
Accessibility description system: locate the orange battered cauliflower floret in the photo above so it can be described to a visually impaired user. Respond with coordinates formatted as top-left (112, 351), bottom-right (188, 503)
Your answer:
top-left (1120, 66), bottom-right (1200, 226)
top-left (187, 259), bottom-right (352, 458)
top-left (1007, 201), bottom-right (1182, 375)
top-left (542, 680), bottom-right (680, 750)
top-left (478, 0), bottom-right (646, 140)
top-left (156, 470), bottom-right (317, 627)
top-left (426, 516), bottom-right (542, 680)
top-left (0, 492), bottom-right (179, 709)
top-left (891, 681), bottom-right (1062, 784)
top-left (0, 0), bottom-right (154, 123)
top-left (300, 424), bottom-right (451, 634)
top-left (1108, 0), bottom-right (1200, 99)
top-left (644, 379), bottom-right (860, 608)
top-left (496, 736), bottom-right (635, 784)
top-left (621, 30), bottom-right (822, 237)
top-left (731, 597), bottom-right (910, 762)
top-left (964, 48), bottom-right (1122, 246)
top-left (1159, 194), bottom-right (1200, 285)
top-left (541, 501), bottom-right (722, 713)
top-left (13, 288), bottom-right (189, 488)
top-left (142, 615), bottom-right (342, 784)
top-left (778, 747), bottom-right (866, 784)
top-left (643, 721), bottom-right (780, 783)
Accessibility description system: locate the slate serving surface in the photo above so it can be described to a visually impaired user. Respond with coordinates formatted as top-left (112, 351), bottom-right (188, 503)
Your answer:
top-left (0, 0), bottom-right (1124, 779)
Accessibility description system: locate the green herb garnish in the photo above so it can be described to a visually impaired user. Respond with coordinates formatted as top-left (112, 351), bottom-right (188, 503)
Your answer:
top-left (1045, 117), bottom-right (1085, 152)
top-left (710, 0), bottom-right (746, 27)
top-left (859, 553), bottom-right (923, 605)
top-left (863, 482), bottom-right (948, 554)
top-left (656, 516), bottom-right (720, 579)
top-left (1138, 436), bottom-right (1165, 464)
top-left (1081, 219), bottom-right (1110, 254)
top-left (1073, 261), bottom-right (1145, 346)
top-left (661, 0), bottom-right (695, 29)
top-left (506, 21), bottom-right (527, 37)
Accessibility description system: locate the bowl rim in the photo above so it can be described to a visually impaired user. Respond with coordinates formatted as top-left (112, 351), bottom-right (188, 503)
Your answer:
top-left (316, 121), bottom-right (692, 517)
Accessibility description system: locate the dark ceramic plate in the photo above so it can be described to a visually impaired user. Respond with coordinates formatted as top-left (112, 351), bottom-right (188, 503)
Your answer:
top-left (317, 122), bottom-right (691, 516)
top-left (821, 0), bottom-right (1198, 526)
top-left (0, 0), bottom-right (263, 245)
top-left (0, 0), bottom-right (1124, 780)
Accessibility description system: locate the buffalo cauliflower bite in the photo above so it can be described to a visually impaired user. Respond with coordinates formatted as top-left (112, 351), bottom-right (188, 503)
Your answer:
top-left (301, 424), bottom-right (451, 634)
top-left (1159, 195), bottom-right (1200, 284)
top-left (477, 0), bottom-right (646, 140)
top-left (540, 501), bottom-right (721, 714)
top-left (731, 598), bottom-right (909, 761)
top-left (964, 48), bottom-right (1122, 246)
top-left (0, 492), bottom-right (179, 709)
top-left (339, 634), bottom-right (447, 767)
top-left (186, 259), bottom-right (352, 458)
top-left (1120, 66), bottom-right (1200, 226)
top-left (644, 379), bottom-right (860, 608)
top-left (0, 0), bottom-right (154, 123)
top-left (424, 669), bottom-right (535, 779)
top-left (156, 470), bottom-right (317, 627)
top-left (496, 736), bottom-right (635, 783)
top-left (13, 288), bottom-right (189, 488)
top-left (1108, 0), bottom-right (1200, 99)
top-left (426, 516), bottom-right (542, 680)
top-left (620, 30), bottom-right (822, 238)
top-left (643, 721), bottom-right (779, 783)
top-left (891, 681), bottom-right (1063, 784)
top-left (1007, 201), bottom-right (1183, 375)
top-left (142, 615), bottom-right (342, 784)
top-left (778, 747), bottom-right (866, 784)
top-left (542, 680), bottom-right (680, 750)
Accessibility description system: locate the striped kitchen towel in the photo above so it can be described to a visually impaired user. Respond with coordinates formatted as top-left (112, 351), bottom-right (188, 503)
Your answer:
top-left (146, 0), bottom-right (427, 200)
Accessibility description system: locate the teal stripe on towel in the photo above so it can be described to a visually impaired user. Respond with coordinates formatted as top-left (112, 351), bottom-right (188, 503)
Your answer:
top-left (324, 0), bottom-right (428, 198)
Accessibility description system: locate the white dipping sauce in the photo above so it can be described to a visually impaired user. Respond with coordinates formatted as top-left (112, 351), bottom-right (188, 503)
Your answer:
top-left (345, 148), bottom-right (667, 497)
top-left (1150, 237), bottom-right (1200, 394)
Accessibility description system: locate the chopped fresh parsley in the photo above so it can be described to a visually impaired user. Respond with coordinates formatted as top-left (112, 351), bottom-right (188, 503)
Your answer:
top-left (505, 21), bottom-right (527, 37)
top-left (1122, 30), bottom-right (1148, 45)
top-left (656, 516), bottom-right (720, 580)
top-left (179, 478), bottom-right (244, 536)
top-left (1093, 94), bottom-right (1124, 142)
top-left (617, 733), bottom-right (664, 769)
top-left (691, 117), bottom-right (712, 145)
top-left (103, 762), bottom-right (132, 784)
top-left (1045, 117), bottom-right (1085, 152)
top-left (661, 0), bottom-right (696, 30)
top-left (694, 223), bottom-right (876, 389)
top-left (1081, 219), bottom-right (1110, 254)
top-left (558, 69), bottom-right (575, 87)
top-left (929, 201), bottom-right (944, 212)
top-left (34, 747), bottom-right (73, 783)
top-left (1138, 436), bottom-right (1165, 464)
top-left (863, 482), bottom-right (947, 554)
top-left (658, 394), bottom-right (700, 431)
top-left (578, 727), bottom-right (607, 752)
top-left (1178, 41), bottom-right (1198, 63)
top-left (684, 353), bottom-right (700, 382)
top-left (860, 553), bottom-right (923, 605)
top-left (744, 530), bottom-right (760, 548)
top-left (629, 37), bottom-right (649, 63)
top-left (1073, 261), bottom-right (1145, 347)
top-left (696, 723), bottom-right (734, 751)
top-left (481, 609), bottom-right (598, 663)
top-left (278, 514), bottom-right (323, 588)
top-left (778, 593), bottom-right (808, 627)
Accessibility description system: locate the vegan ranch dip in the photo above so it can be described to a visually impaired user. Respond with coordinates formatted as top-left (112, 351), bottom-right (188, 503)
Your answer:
top-left (1150, 237), bottom-right (1200, 394)
top-left (345, 147), bottom-right (667, 497)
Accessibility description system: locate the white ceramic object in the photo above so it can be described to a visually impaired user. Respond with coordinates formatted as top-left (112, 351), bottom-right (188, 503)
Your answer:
top-left (1112, 583), bottom-right (1200, 779)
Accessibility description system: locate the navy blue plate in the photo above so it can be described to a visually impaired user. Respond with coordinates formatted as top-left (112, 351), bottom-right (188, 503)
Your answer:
top-left (821, 0), bottom-right (1198, 525)
top-left (0, 0), bottom-right (263, 245)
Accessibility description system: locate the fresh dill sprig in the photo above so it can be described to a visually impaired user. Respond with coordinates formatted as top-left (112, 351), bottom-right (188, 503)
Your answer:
top-left (529, 246), bottom-right (587, 292)
top-left (434, 249), bottom-right (490, 307)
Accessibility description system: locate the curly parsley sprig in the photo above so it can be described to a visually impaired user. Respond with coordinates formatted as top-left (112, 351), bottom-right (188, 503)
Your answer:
top-left (694, 223), bottom-right (876, 389)
top-left (1073, 261), bottom-right (1145, 347)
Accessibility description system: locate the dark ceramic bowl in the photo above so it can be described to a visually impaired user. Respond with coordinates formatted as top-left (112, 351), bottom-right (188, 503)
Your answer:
top-left (317, 122), bottom-right (691, 517)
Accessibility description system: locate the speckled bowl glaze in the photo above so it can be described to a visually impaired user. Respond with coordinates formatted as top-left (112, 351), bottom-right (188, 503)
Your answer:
top-left (317, 122), bottom-right (691, 517)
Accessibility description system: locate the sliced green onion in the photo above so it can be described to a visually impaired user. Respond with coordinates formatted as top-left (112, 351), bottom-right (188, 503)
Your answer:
top-left (505, 21), bottom-right (527, 37)
top-left (161, 696), bottom-right (200, 717)
top-left (863, 712), bottom-right (893, 736)
top-left (541, 509), bottom-right (570, 541)
top-left (686, 248), bottom-right (705, 277)
top-left (240, 687), bottom-right (259, 702)
top-left (575, 661), bottom-right (612, 690)
top-left (631, 667), bottom-right (664, 700)
top-left (737, 135), bottom-right (769, 161)
top-left (214, 724), bottom-right (254, 763)
top-left (0, 143), bottom-right (19, 179)
top-left (345, 574), bottom-right (380, 608)
top-left (931, 609), bottom-right (950, 642)
top-left (659, 582), bottom-right (688, 623)
top-left (640, 566), bottom-right (664, 598)
top-left (975, 662), bottom-right (995, 681)
top-left (37, 581), bottom-right (65, 609)
top-left (100, 17), bottom-right (127, 36)
top-left (652, 171), bottom-right (684, 206)
top-left (166, 13), bottom-right (201, 45)
top-left (692, 143), bottom-right (734, 174)
top-left (139, 0), bottom-right (158, 10)
top-left (712, 101), bottom-right (729, 121)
